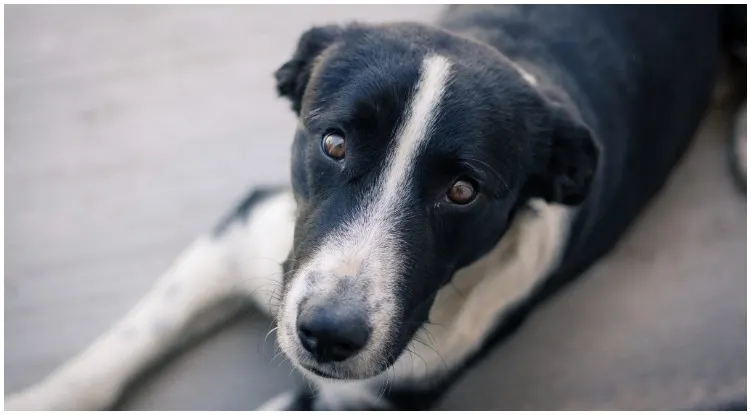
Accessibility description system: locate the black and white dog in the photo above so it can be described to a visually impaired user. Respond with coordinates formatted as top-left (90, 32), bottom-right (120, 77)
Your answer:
top-left (6, 5), bottom-right (746, 411)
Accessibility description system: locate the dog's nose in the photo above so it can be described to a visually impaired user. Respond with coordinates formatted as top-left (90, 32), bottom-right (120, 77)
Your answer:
top-left (297, 304), bottom-right (370, 363)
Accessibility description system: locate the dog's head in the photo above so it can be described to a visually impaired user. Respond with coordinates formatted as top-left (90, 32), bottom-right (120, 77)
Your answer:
top-left (273, 22), bottom-right (598, 380)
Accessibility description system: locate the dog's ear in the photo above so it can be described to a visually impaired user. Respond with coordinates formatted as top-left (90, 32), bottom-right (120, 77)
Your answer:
top-left (525, 104), bottom-right (600, 206)
top-left (275, 25), bottom-right (343, 114)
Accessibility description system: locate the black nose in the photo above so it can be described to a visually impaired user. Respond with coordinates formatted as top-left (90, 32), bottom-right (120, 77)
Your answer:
top-left (297, 304), bottom-right (371, 363)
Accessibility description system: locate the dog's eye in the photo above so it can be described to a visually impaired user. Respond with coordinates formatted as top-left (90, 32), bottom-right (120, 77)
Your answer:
top-left (446, 179), bottom-right (476, 205)
top-left (322, 132), bottom-right (346, 160)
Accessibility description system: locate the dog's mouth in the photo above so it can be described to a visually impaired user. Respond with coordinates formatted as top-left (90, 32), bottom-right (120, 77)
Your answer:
top-left (300, 364), bottom-right (342, 380)
top-left (291, 352), bottom-right (400, 381)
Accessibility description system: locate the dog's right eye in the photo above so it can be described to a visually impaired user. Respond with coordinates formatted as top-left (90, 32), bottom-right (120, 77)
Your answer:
top-left (446, 179), bottom-right (477, 205)
top-left (322, 132), bottom-right (346, 161)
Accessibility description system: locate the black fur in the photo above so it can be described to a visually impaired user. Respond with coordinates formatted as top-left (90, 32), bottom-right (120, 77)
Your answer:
top-left (275, 25), bottom-right (345, 115)
top-left (277, 22), bottom-right (605, 373)
top-left (270, 4), bottom-right (743, 409)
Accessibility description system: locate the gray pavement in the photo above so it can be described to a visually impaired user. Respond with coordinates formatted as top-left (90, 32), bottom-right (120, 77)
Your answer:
top-left (5, 5), bottom-right (746, 410)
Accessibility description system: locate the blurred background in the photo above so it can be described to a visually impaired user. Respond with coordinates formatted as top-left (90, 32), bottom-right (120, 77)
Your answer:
top-left (4, 5), bottom-right (747, 410)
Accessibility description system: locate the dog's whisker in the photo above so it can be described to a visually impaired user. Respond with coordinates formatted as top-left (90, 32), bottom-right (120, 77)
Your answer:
top-left (407, 344), bottom-right (429, 378)
top-left (412, 337), bottom-right (448, 373)
top-left (264, 326), bottom-right (279, 343)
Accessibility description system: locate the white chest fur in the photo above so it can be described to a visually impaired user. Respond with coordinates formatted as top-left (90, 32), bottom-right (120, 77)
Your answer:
top-left (389, 199), bottom-right (573, 382)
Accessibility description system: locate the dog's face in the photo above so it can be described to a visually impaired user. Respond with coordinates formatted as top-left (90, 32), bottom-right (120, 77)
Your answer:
top-left (273, 23), bottom-right (597, 380)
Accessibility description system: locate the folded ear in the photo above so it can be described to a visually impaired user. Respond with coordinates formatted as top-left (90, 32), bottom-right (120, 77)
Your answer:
top-left (525, 104), bottom-right (600, 206)
top-left (274, 25), bottom-right (343, 114)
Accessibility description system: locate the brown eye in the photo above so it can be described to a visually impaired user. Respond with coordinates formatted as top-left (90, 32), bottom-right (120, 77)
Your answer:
top-left (447, 179), bottom-right (476, 204)
top-left (322, 132), bottom-right (346, 160)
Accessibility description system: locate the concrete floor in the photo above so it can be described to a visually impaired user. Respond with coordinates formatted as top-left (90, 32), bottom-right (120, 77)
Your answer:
top-left (4, 5), bottom-right (747, 410)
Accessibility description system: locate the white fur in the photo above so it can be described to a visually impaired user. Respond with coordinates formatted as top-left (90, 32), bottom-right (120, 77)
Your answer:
top-left (257, 383), bottom-right (392, 411)
top-left (255, 391), bottom-right (298, 411)
top-left (221, 191), bottom-right (298, 316)
top-left (390, 199), bottom-right (572, 380)
top-left (298, 199), bottom-right (573, 406)
top-left (277, 55), bottom-right (454, 375)
top-left (312, 381), bottom-right (393, 410)
top-left (508, 59), bottom-right (538, 87)
top-left (4, 191), bottom-right (296, 411)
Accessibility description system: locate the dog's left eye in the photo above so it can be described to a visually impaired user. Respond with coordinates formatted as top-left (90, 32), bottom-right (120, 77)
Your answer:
top-left (322, 132), bottom-right (346, 161)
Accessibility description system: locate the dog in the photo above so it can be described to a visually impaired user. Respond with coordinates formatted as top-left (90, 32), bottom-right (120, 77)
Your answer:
top-left (5, 5), bottom-right (746, 411)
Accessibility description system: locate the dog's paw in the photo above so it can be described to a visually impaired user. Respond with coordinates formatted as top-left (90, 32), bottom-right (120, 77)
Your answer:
top-left (4, 385), bottom-right (67, 411)
top-left (5, 380), bottom-right (117, 411)
top-left (5, 390), bottom-right (38, 411)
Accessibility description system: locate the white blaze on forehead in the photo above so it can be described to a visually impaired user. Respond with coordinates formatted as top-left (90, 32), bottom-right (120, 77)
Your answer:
top-left (318, 54), bottom-right (453, 277)
top-left (380, 54), bottom-right (453, 202)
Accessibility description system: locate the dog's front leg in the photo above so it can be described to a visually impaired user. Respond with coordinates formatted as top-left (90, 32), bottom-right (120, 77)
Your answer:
top-left (4, 238), bottom-right (246, 411)
top-left (5, 188), bottom-right (297, 411)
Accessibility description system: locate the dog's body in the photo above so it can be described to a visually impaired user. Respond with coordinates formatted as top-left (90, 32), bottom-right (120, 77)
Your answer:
top-left (6, 5), bottom-right (744, 411)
